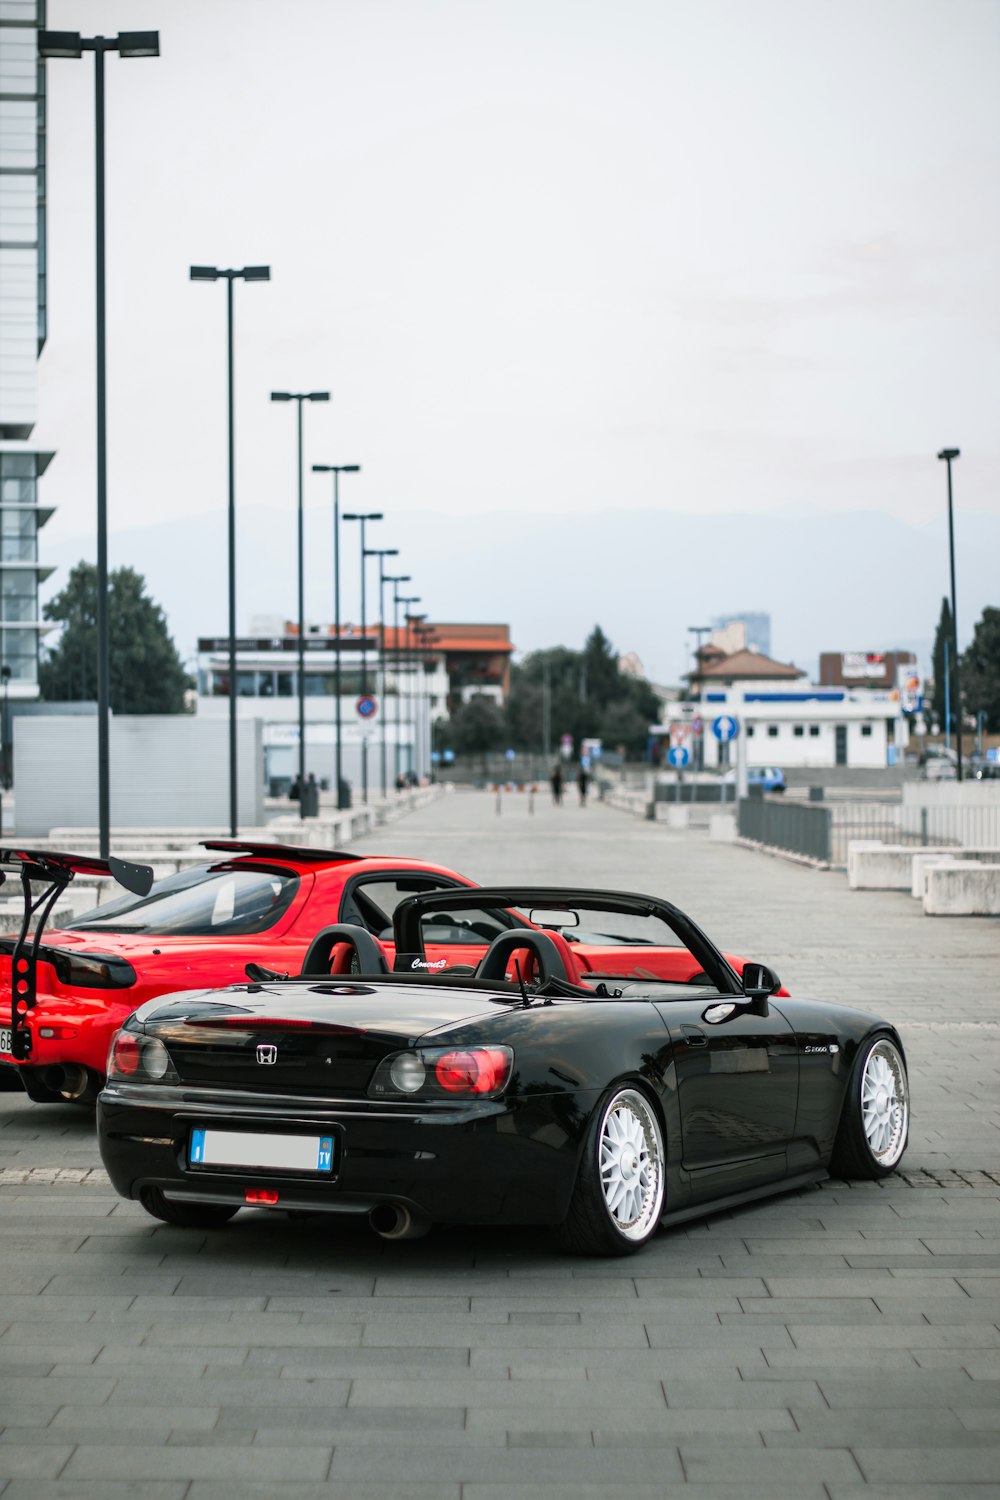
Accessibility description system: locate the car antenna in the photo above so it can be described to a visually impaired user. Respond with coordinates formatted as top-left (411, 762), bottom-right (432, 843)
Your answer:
top-left (513, 957), bottom-right (531, 1008)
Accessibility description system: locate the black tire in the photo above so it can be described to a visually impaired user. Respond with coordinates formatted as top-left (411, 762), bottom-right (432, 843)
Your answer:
top-left (830, 1034), bottom-right (909, 1180)
top-left (139, 1188), bottom-right (239, 1229)
top-left (553, 1085), bottom-right (666, 1256)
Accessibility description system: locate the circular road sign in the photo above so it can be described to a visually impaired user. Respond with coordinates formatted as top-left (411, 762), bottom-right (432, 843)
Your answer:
top-left (667, 744), bottom-right (691, 768)
top-left (712, 714), bottom-right (738, 742)
top-left (356, 695), bottom-right (379, 720)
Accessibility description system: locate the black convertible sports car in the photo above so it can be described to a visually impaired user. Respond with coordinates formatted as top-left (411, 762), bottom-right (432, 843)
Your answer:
top-left (97, 885), bottom-right (909, 1256)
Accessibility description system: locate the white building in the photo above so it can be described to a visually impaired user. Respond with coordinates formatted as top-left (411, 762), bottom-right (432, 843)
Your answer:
top-left (655, 645), bottom-right (909, 770)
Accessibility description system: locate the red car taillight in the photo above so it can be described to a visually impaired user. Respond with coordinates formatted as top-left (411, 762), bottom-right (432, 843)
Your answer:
top-left (434, 1048), bottom-right (512, 1095)
top-left (107, 1028), bottom-right (178, 1084)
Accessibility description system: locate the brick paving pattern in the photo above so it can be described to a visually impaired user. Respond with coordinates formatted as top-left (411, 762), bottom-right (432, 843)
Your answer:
top-left (0, 790), bottom-right (998, 1498)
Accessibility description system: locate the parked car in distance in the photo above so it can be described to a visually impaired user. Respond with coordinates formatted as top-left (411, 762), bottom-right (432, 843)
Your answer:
top-left (723, 766), bottom-right (786, 793)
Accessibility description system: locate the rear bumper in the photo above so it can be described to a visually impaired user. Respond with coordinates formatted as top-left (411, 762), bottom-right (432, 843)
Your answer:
top-left (98, 1082), bottom-right (595, 1227)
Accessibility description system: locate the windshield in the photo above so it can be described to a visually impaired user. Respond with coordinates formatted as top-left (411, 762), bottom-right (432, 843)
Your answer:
top-left (538, 907), bottom-right (683, 947)
top-left (68, 863), bottom-right (300, 936)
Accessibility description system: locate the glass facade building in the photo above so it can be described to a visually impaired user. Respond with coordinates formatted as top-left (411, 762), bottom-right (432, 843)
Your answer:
top-left (0, 0), bottom-right (53, 696)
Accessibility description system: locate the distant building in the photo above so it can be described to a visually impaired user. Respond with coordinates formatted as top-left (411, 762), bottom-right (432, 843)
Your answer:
top-left (686, 645), bottom-right (806, 692)
top-left (195, 619), bottom-right (512, 788)
top-left (710, 611), bottom-right (771, 657)
top-left (0, 1), bottom-right (54, 701)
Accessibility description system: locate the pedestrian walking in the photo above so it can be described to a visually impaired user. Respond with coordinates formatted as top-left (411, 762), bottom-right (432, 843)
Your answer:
top-left (577, 764), bottom-right (590, 806)
top-left (550, 764), bottom-right (564, 805)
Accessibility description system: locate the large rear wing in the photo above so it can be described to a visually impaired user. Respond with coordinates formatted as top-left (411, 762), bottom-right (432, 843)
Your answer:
top-left (1, 847), bottom-right (153, 1063)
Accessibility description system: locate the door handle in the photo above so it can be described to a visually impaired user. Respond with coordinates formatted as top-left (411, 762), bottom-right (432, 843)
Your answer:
top-left (682, 1025), bottom-right (708, 1047)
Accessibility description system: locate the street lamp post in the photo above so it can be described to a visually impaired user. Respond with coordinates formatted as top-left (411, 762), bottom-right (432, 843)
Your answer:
top-left (415, 623), bottom-right (436, 781)
top-left (39, 28), bottom-right (160, 860)
top-left (271, 391), bottom-right (330, 813)
top-left (364, 548), bottom-right (399, 798)
top-left (343, 512), bottom-right (383, 802)
top-left (396, 596), bottom-right (420, 779)
top-left (386, 577), bottom-right (411, 787)
top-left (406, 612), bottom-right (427, 780)
top-left (190, 264), bottom-right (270, 837)
top-left (0, 665), bottom-right (10, 795)
top-left (312, 464), bottom-right (361, 807)
top-left (937, 448), bottom-right (963, 781)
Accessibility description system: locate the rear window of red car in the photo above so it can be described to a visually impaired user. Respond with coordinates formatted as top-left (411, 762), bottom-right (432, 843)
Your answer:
top-left (69, 863), bottom-right (300, 937)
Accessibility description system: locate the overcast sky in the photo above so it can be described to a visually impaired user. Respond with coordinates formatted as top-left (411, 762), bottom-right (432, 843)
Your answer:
top-left (34, 0), bottom-right (1000, 676)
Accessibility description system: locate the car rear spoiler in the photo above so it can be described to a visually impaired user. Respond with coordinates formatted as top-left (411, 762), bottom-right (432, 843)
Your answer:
top-left (1, 847), bottom-right (154, 1063)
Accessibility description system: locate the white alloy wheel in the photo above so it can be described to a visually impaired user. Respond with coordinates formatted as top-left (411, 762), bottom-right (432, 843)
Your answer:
top-left (598, 1088), bottom-right (665, 1242)
top-left (860, 1039), bottom-right (908, 1167)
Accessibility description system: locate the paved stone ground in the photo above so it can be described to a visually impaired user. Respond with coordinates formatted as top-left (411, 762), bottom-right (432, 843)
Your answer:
top-left (0, 790), bottom-right (998, 1499)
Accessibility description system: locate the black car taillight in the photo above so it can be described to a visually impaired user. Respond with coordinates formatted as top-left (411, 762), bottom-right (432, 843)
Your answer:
top-left (368, 1045), bottom-right (513, 1101)
top-left (107, 1026), bottom-right (179, 1084)
top-left (50, 951), bottom-right (137, 989)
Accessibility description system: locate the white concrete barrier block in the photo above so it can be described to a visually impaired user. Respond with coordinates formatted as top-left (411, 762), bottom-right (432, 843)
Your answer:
top-left (709, 813), bottom-right (737, 842)
top-left (910, 851), bottom-right (958, 899)
top-left (849, 846), bottom-right (922, 891)
top-left (924, 863), bottom-right (1000, 916)
top-left (665, 805), bottom-right (690, 830)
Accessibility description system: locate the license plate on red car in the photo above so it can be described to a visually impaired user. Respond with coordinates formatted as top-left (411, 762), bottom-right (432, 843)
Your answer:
top-left (0, 1027), bottom-right (12, 1057)
top-left (188, 1127), bottom-right (335, 1174)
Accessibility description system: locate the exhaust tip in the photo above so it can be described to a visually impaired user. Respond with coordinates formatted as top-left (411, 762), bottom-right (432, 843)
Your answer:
top-left (369, 1203), bottom-right (430, 1240)
top-left (43, 1063), bottom-right (91, 1100)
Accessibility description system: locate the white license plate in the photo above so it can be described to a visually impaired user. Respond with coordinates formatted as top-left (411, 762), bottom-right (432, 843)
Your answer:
top-left (0, 1027), bottom-right (12, 1057)
top-left (189, 1127), bottom-right (334, 1174)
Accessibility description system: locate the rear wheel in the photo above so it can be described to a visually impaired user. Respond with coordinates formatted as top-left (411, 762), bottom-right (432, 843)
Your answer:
top-left (830, 1035), bottom-right (909, 1179)
top-left (139, 1188), bottom-right (239, 1229)
top-left (554, 1086), bottom-right (665, 1256)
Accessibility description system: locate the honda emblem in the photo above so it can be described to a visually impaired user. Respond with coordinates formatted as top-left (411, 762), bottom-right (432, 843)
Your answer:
top-left (256, 1043), bottom-right (278, 1065)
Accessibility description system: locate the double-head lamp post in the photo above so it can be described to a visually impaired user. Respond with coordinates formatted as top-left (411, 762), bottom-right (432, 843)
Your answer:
top-left (190, 265), bottom-right (270, 837)
top-left (414, 622), bottom-right (436, 781)
top-left (343, 512), bottom-right (382, 802)
top-left (937, 448), bottom-right (963, 781)
top-left (311, 465), bottom-right (361, 808)
top-left (364, 547), bottom-right (399, 797)
top-left (39, 29), bottom-right (160, 860)
top-left (386, 576), bottom-right (411, 785)
top-left (271, 392), bottom-right (330, 814)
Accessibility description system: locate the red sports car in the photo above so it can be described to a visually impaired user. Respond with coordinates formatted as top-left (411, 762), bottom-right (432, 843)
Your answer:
top-left (1, 840), bottom-right (772, 1105)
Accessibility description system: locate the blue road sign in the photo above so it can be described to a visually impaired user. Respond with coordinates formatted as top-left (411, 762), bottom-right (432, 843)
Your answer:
top-left (712, 714), bottom-right (738, 742)
top-left (667, 744), bottom-right (691, 768)
top-left (356, 695), bottom-right (378, 720)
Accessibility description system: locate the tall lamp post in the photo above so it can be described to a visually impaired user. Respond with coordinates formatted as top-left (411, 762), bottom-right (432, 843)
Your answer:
top-left (39, 28), bottom-right (160, 860)
top-left (312, 464), bottom-right (361, 807)
top-left (190, 264), bottom-right (270, 836)
top-left (415, 622), bottom-right (437, 781)
top-left (396, 595), bottom-right (421, 779)
top-left (271, 391), bottom-right (330, 813)
top-left (0, 665), bottom-right (10, 794)
top-left (386, 576), bottom-right (411, 786)
top-left (937, 449), bottom-right (962, 781)
top-left (406, 611), bottom-right (427, 780)
top-left (365, 547), bottom-right (399, 797)
top-left (343, 512), bottom-right (383, 802)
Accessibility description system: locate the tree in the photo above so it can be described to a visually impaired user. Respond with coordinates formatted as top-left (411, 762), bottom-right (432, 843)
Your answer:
top-left (440, 694), bottom-right (507, 770)
top-left (961, 606), bottom-right (1000, 734)
top-left (930, 596), bottom-right (953, 732)
top-left (39, 562), bottom-right (191, 713)
top-left (507, 626), bottom-right (660, 758)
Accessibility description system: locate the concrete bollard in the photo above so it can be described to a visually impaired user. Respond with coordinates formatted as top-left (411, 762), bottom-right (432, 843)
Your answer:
top-left (923, 863), bottom-right (1000, 916)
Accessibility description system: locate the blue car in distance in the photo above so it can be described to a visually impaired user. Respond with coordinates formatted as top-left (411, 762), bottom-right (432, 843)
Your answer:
top-left (723, 765), bottom-right (786, 793)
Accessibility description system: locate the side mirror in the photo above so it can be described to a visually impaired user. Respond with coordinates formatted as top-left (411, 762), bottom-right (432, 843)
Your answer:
top-left (741, 961), bottom-right (780, 1016)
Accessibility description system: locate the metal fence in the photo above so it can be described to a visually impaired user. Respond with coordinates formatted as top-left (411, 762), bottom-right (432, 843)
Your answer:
top-left (737, 797), bottom-right (832, 864)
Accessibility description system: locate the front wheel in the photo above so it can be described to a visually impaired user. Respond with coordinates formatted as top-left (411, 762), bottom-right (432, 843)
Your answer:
top-left (830, 1035), bottom-right (909, 1179)
top-left (139, 1188), bottom-right (239, 1229)
top-left (553, 1086), bottom-right (665, 1256)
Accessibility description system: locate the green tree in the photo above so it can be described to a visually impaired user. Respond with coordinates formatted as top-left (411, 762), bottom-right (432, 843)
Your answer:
top-left (39, 561), bottom-right (191, 713)
top-left (506, 626), bottom-right (660, 758)
top-left (930, 596), bottom-right (953, 732)
top-left (961, 606), bottom-right (1000, 733)
top-left (440, 694), bottom-right (507, 770)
